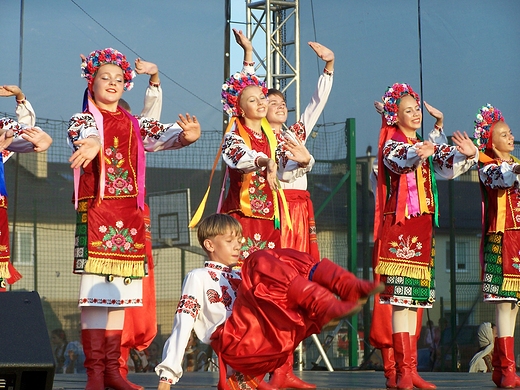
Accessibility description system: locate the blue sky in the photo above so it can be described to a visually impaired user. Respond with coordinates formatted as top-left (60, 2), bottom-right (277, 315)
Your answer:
top-left (1, 0), bottom-right (520, 157)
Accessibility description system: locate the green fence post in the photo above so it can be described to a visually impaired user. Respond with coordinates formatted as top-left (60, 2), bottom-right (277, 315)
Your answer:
top-left (346, 118), bottom-right (358, 367)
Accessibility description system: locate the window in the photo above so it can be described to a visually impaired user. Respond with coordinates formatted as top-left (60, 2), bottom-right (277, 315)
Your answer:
top-left (445, 241), bottom-right (468, 271)
top-left (12, 229), bottom-right (34, 265)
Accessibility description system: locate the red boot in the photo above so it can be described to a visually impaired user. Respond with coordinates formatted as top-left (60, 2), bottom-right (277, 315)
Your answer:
top-left (496, 337), bottom-right (520, 389)
top-left (268, 354), bottom-right (316, 389)
top-left (118, 346), bottom-right (142, 390)
top-left (288, 275), bottom-right (363, 325)
top-left (380, 347), bottom-right (397, 389)
top-left (410, 334), bottom-right (436, 389)
top-left (257, 377), bottom-right (277, 390)
top-left (392, 333), bottom-right (413, 390)
top-left (311, 258), bottom-right (384, 303)
top-left (492, 337), bottom-right (502, 387)
top-left (82, 329), bottom-right (106, 390)
top-left (119, 345), bottom-right (130, 378)
top-left (104, 330), bottom-right (144, 390)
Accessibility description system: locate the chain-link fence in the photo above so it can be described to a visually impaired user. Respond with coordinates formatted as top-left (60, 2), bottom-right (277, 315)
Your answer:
top-left (2, 111), bottom-right (515, 373)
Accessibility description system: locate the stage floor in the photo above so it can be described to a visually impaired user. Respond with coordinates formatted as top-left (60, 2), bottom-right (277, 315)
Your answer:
top-left (52, 370), bottom-right (500, 389)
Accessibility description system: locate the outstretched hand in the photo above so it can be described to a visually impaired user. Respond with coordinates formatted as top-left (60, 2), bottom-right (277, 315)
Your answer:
top-left (69, 136), bottom-right (101, 169)
top-left (134, 58), bottom-right (158, 76)
top-left (374, 100), bottom-right (384, 115)
top-left (308, 42), bottom-right (334, 63)
top-left (0, 129), bottom-right (14, 151)
top-left (266, 158), bottom-right (278, 191)
top-left (415, 140), bottom-right (435, 160)
top-left (22, 127), bottom-right (53, 152)
top-left (176, 113), bottom-right (201, 145)
top-left (451, 131), bottom-right (476, 158)
top-left (423, 101), bottom-right (443, 125)
top-left (284, 137), bottom-right (312, 167)
top-left (0, 85), bottom-right (22, 98)
top-left (232, 28), bottom-right (253, 53)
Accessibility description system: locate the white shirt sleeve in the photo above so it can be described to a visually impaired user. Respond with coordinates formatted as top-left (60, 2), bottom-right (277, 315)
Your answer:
top-left (8, 100), bottom-right (38, 154)
top-left (222, 131), bottom-right (268, 173)
top-left (66, 113), bottom-right (100, 151)
top-left (431, 143), bottom-right (478, 179)
top-left (140, 85), bottom-right (162, 121)
top-left (278, 156), bottom-right (315, 183)
top-left (479, 162), bottom-right (520, 189)
top-left (155, 271), bottom-right (205, 385)
top-left (15, 99), bottom-right (36, 127)
top-left (298, 72), bottom-right (333, 139)
top-left (139, 117), bottom-right (186, 152)
top-left (0, 117), bottom-right (40, 153)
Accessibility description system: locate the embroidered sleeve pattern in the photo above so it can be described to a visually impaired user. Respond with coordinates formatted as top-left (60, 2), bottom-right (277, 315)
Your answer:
top-left (139, 117), bottom-right (169, 140)
top-left (222, 135), bottom-right (249, 169)
top-left (139, 116), bottom-right (184, 152)
top-left (176, 294), bottom-right (201, 319)
top-left (0, 118), bottom-right (28, 139)
top-left (275, 122), bottom-right (306, 169)
top-left (431, 144), bottom-right (455, 171)
top-left (480, 163), bottom-right (520, 189)
top-left (383, 140), bottom-right (420, 175)
top-left (288, 121), bottom-right (307, 140)
top-left (67, 113), bottom-right (97, 151)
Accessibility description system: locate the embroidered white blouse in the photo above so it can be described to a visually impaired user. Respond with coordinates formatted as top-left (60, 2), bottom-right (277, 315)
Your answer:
top-left (155, 261), bottom-right (241, 384)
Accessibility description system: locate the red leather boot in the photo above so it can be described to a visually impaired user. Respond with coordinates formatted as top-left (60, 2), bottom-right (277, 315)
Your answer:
top-left (82, 329), bottom-right (106, 390)
top-left (492, 337), bottom-right (502, 387)
top-left (380, 347), bottom-right (397, 389)
top-left (256, 377), bottom-right (276, 390)
top-left (410, 334), bottom-right (436, 389)
top-left (104, 330), bottom-right (144, 390)
top-left (392, 333), bottom-right (413, 390)
top-left (119, 345), bottom-right (130, 378)
top-left (497, 337), bottom-right (520, 388)
top-left (268, 354), bottom-right (316, 389)
top-left (311, 258), bottom-right (384, 303)
top-left (288, 275), bottom-right (363, 325)
top-left (118, 346), bottom-right (142, 390)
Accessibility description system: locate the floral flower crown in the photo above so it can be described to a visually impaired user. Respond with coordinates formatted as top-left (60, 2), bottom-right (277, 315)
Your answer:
top-left (473, 104), bottom-right (504, 151)
top-left (382, 83), bottom-right (420, 125)
top-left (221, 71), bottom-right (268, 116)
top-left (81, 48), bottom-right (135, 91)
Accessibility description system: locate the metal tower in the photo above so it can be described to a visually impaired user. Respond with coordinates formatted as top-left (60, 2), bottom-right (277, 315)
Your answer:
top-left (245, 0), bottom-right (300, 121)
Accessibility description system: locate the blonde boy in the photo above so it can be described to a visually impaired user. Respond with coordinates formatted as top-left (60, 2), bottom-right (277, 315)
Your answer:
top-left (156, 214), bottom-right (243, 388)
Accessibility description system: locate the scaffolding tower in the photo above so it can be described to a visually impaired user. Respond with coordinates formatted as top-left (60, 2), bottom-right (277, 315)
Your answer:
top-left (245, 0), bottom-right (300, 121)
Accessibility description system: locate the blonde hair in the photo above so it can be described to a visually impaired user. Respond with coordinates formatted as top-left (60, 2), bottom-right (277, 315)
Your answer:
top-left (197, 213), bottom-right (242, 248)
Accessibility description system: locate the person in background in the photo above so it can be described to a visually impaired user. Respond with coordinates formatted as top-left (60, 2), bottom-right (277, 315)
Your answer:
top-left (145, 340), bottom-right (162, 373)
top-left (50, 329), bottom-right (68, 374)
top-left (469, 322), bottom-right (496, 373)
top-left (63, 327), bottom-right (86, 374)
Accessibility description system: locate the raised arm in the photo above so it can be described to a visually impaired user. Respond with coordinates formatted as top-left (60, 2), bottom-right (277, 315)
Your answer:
top-left (297, 42), bottom-right (335, 138)
top-left (0, 85), bottom-right (36, 127)
top-left (134, 58), bottom-right (162, 120)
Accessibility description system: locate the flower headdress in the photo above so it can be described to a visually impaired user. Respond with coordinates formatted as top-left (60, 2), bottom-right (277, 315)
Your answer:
top-left (81, 48), bottom-right (135, 91)
top-left (473, 104), bottom-right (504, 151)
top-left (382, 83), bottom-right (420, 125)
top-left (221, 71), bottom-right (268, 116)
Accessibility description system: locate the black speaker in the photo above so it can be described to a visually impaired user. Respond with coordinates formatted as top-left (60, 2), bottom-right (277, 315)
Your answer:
top-left (0, 291), bottom-right (55, 390)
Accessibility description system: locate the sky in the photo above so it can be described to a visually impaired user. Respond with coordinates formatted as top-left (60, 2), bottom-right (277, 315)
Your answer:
top-left (1, 0), bottom-right (520, 158)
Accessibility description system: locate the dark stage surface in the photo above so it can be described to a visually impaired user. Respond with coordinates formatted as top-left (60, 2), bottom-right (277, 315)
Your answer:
top-left (52, 370), bottom-right (500, 389)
